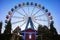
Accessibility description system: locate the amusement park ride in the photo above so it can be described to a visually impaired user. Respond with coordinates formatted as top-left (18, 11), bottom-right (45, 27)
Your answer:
top-left (5, 2), bottom-right (53, 40)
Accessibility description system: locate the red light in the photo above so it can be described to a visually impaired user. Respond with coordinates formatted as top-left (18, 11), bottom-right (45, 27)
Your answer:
top-left (6, 15), bottom-right (9, 19)
top-left (48, 12), bottom-right (51, 16)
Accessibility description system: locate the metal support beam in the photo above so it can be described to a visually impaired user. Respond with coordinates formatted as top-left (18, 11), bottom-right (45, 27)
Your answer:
top-left (25, 17), bottom-right (34, 30)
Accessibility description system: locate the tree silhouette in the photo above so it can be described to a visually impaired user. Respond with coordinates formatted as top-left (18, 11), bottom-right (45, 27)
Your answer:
top-left (3, 19), bottom-right (12, 40)
top-left (37, 25), bottom-right (43, 40)
top-left (42, 25), bottom-right (50, 40)
top-left (0, 22), bottom-right (2, 34)
top-left (50, 21), bottom-right (58, 35)
top-left (37, 25), bottom-right (51, 40)
top-left (37, 21), bottom-right (59, 40)
top-left (37, 25), bottom-right (42, 35)
top-left (0, 22), bottom-right (2, 40)
top-left (50, 21), bottom-right (58, 40)
top-left (4, 19), bottom-right (11, 34)
top-left (10, 26), bottom-right (23, 40)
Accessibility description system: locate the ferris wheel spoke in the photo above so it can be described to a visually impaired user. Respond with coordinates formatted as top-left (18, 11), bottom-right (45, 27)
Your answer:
top-left (12, 16), bottom-right (24, 19)
top-left (12, 20), bottom-right (24, 24)
top-left (16, 11), bottom-right (25, 16)
top-left (33, 23), bottom-right (37, 29)
top-left (33, 20), bottom-right (40, 25)
top-left (21, 8), bottom-right (28, 16)
top-left (35, 19), bottom-right (48, 21)
top-left (33, 9), bottom-right (41, 16)
top-left (31, 7), bottom-right (35, 15)
top-left (28, 6), bottom-right (29, 14)
top-left (34, 13), bottom-right (45, 18)
top-left (19, 21), bottom-right (26, 27)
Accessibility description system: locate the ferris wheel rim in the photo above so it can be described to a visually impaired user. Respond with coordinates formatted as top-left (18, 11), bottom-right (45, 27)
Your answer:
top-left (6, 2), bottom-right (52, 30)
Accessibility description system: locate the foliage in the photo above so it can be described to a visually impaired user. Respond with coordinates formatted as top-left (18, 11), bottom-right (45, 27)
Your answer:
top-left (37, 22), bottom-right (58, 40)
top-left (0, 22), bottom-right (2, 34)
top-left (3, 19), bottom-right (12, 40)
top-left (4, 19), bottom-right (11, 34)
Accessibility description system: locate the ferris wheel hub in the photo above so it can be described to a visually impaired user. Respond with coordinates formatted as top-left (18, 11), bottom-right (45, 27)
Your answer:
top-left (28, 17), bottom-right (31, 19)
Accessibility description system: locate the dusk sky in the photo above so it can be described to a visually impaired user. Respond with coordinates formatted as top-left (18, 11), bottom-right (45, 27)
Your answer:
top-left (0, 0), bottom-right (60, 34)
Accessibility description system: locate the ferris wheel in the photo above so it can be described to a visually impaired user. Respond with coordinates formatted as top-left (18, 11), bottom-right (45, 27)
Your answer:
top-left (5, 2), bottom-right (53, 31)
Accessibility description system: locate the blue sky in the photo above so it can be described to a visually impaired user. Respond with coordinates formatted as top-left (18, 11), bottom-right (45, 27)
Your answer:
top-left (0, 0), bottom-right (60, 34)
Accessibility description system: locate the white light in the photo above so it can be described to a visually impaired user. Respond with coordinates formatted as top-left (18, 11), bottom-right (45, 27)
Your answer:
top-left (29, 34), bottom-right (32, 39)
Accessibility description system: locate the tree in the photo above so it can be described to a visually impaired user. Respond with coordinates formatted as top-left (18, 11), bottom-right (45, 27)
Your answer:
top-left (50, 21), bottom-right (58, 40)
top-left (50, 21), bottom-right (58, 35)
top-left (0, 22), bottom-right (2, 34)
top-left (0, 22), bottom-right (2, 40)
top-left (4, 19), bottom-right (11, 34)
top-left (37, 25), bottom-right (50, 40)
top-left (37, 25), bottom-right (44, 40)
top-left (4, 19), bottom-right (12, 40)
top-left (37, 25), bottom-right (42, 35)
top-left (11, 26), bottom-right (23, 40)
top-left (42, 25), bottom-right (50, 40)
